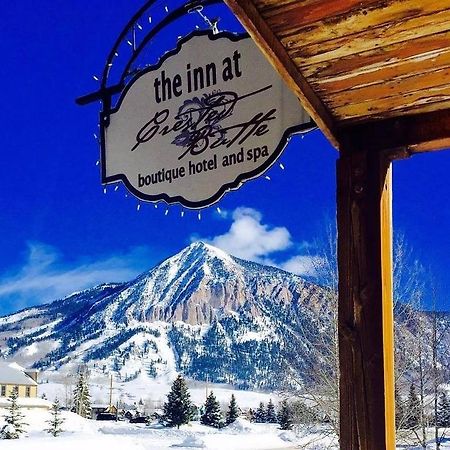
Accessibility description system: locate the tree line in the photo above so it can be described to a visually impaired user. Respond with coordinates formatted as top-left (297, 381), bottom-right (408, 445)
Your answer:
top-left (161, 374), bottom-right (293, 430)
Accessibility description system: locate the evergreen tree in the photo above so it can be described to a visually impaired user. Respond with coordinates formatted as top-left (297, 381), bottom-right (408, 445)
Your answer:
top-left (266, 399), bottom-right (277, 423)
top-left (225, 394), bottom-right (239, 425)
top-left (437, 391), bottom-right (450, 427)
top-left (73, 371), bottom-right (92, 419)
top-left (201, 391), bottom-right (223, 428)
top-left (405, 383), bottom-right (420, 429)
top-left (45, 398), bottom-right (65, 437)
top-left (278, 400), bottom-right (293, 431)
top-left (1, 388), bottom-right (27, 439)
top-left (162, 375), bottom-right (193, 428)
top-left (255, 402), bottom-right (267, 423)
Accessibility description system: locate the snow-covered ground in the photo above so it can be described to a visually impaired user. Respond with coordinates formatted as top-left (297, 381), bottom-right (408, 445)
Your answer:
top-left (0, 374), bottom-right (320, 449)
top-left (0, 409), bottom-right (333, 450)
top-left (1, 407), bottom-right (449, 449)
top-left (3, 373), bottom-right (447, 449)
top-left (38, 372), bottom-right (279, 413)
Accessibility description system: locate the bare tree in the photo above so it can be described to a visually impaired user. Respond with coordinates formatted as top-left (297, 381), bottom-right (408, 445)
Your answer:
top-left (283, 225), bottom-right (443, 449)
top-left (431, 282), bottom-right (448, 449)
top-left (281, 222), bottom-right (339, 445)
top-left (394, 261), bottom-right (450, 448)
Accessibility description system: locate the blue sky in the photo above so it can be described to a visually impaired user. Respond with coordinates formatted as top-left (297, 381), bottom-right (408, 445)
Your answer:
top-left (0, 0), bottom-right (449, 315)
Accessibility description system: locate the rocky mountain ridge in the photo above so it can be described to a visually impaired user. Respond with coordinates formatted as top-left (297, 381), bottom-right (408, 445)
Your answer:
top-left (0, 242), bottom-right (327, 389)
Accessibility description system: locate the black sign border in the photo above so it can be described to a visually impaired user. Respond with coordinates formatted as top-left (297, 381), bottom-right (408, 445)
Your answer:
top-left (100, 30), bottom-right (314, 209)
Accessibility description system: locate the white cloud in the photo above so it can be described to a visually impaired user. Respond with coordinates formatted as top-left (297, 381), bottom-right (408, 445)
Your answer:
top-left (0, 242), bottom-right (153, 312)
top-left (197, 207), bottom-right (319, 277)
top-left (201, 207), bottom-right (292, 261)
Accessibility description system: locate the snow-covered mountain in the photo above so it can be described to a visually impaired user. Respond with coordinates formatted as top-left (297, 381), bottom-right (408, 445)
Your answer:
top-left (0, 242), bottom-right (331, 389)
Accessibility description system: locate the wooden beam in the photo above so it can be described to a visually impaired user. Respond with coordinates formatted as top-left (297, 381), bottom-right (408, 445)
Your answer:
top-left (337, 145), bottom-right (396, 449)
top-left (223, 0), bottom-right (339, 149)
top-left (338, 109), bottom-right (450, 154)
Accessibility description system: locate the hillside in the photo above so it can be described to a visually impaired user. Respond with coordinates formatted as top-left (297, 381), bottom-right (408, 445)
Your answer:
top-left (0, 242), bottom-right (329, 389)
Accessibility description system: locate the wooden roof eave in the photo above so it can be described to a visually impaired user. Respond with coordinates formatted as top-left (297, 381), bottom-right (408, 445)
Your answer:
top-left (224, 0), bottom-right (450, 156)
top-left (224, 0), bottom-right (340, 150)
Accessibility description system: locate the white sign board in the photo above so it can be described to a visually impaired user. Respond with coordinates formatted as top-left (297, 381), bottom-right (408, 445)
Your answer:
top-left (102, 32), bottom-right (311, 208)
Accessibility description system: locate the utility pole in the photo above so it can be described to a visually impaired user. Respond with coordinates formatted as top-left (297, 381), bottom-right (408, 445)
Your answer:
top-left (109, 374), bottom-right (113, 409)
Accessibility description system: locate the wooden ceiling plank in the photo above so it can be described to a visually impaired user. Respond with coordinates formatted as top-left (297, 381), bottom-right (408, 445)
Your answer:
top-left (276, 0), bottom-right (448, 45)
top-left (334, 91), bottom-right (450, 122)
top-left (333, 84), bottom-right (450, 121)
top-left (224, 0), bottom-right (339, 148)
top-left (341, 100), bottom-right (450, 125)
top-left (311, 49), bottom-right (450, 95)
top-left (300, 31), bottom-right (450, 79)
top-left (287, 8), bottom-right (450, 66)
top-left (254, 0), bottom-right (298, 14)
top-left (325, 68), bottom-right (450, 108)
top-left (264, 0), bottom-right (389, 33)
top-left (339, 109), bottom-right (450, 153)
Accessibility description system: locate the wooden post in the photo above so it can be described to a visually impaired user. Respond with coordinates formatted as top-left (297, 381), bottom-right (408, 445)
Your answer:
top-left (337, 145), bottom-right (396, 450)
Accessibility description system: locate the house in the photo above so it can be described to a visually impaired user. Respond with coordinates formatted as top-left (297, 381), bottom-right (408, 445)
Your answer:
top-left (91, 403), bottom-right (118, 420)
top-left (0, 362), bottom-right (38, 399)
top-left (0, 362), bottom-right (50, 410)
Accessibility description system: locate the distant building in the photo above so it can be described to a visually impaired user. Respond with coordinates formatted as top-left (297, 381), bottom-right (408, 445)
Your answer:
top-left (91, 403), bottom-right (118, 420)
top-left (0, 362), bottom-right (50, 410)
top-left (0, 362), bottom-right (38, 399)
top-left (91, 404), bottom-right (117, 420)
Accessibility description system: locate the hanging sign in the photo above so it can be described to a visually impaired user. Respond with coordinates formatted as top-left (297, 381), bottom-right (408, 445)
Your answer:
top-left (102, 32), bottom-right (312, 208)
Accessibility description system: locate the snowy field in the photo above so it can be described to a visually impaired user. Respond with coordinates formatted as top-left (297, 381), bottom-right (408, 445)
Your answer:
top-left (0, 372), bottom-right (334, 449)
top-left (0, 409), bottom-right (334, 450)
top-left (2, 373), bottom-right (448, 449)
top-left (1, 408), bottom-right (449, 449)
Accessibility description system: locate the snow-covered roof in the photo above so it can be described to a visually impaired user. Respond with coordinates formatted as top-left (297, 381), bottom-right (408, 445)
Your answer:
top-left (0, 362), bottom-right (38, 386)
top-left (0, 397), bottom-right (51, 409)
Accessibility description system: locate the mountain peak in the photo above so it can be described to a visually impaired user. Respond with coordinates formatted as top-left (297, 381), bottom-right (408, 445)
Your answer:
top-left (186, 240), bottom-right (209, 251)
top-left (186, 241), bottom-right (233, 262)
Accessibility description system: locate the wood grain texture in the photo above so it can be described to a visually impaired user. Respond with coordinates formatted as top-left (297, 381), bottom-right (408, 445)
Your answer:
top-left (277, 0), bottom-right (447, 44)
top-left (325, 69), bottom-right (450, 110)
top-left (287, 7), bottom-right (450, 66)
top-left (300, 30), bottom-right (450, 80)
top-left (311, 49), bottom-right (450, 95)
top-left (253, 0), bottom-right (299, 14)
top-left (333, 84), bottom-right (450, 121)
top-left (381, 166), bottom-right (395, 450)
top-left (337, 146), bottom-right (396, 450)
top-left (264, 0), bottom-right (389, 33)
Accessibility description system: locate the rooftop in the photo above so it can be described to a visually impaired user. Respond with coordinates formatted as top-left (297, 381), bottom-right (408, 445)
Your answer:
top-left (0, 362), bottom-right (38, 386)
